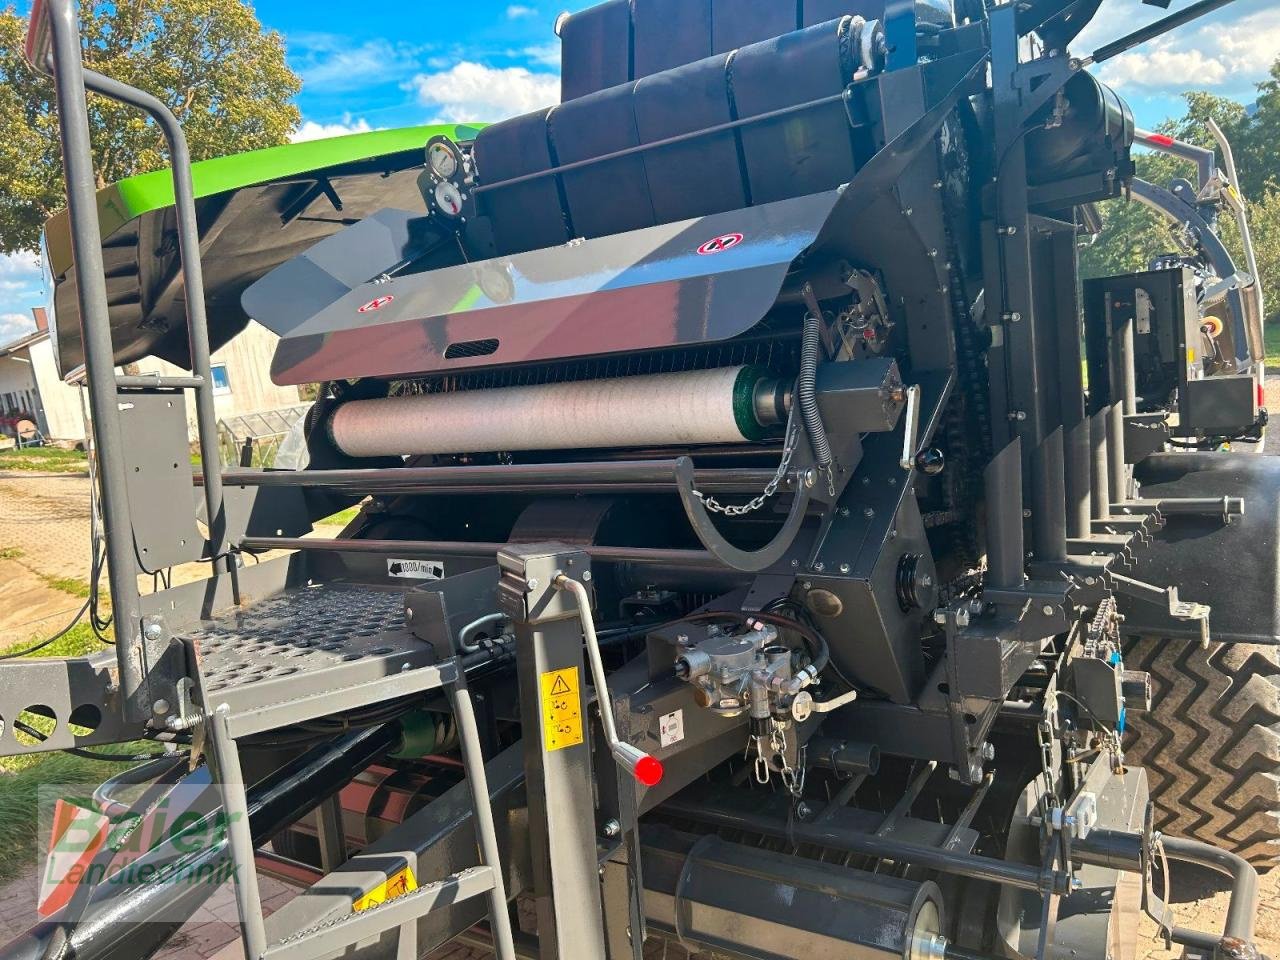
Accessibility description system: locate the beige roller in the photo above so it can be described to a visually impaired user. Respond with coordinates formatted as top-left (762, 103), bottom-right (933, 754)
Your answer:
top-left (328, 366), bottom-right (778, 457)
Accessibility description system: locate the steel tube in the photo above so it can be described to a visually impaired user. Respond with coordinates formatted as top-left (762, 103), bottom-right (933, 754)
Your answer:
top-left (1090, 0), bottom-right (1241, 65)
top-left (218, 462), bottom-right (789, 496)
top-left (81, 68), bottom-right (227, 567)
top-left (1090, 408), bottom-right (1111, 520)
top-left (43, 0), bottom-right (148, 718)
top-left (1107, 403), bottom-right (1127, 505)
top-left (239, 536), bottom-right (727, 569)
top-left (660, 801), bottom-right (1047, 893)
top-left (116, 375), bottom-right (205, 390)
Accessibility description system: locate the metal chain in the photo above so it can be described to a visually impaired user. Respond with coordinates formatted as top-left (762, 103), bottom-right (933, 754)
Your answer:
top-left (693, 404), bottom-right (802, 517)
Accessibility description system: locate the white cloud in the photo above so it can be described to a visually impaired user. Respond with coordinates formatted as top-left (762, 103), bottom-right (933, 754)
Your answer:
top-left (507, 5), bottom-right (537, 18)
top-left (1099, 48), bottom-right (1229, 89)
top-left (523, 42), bottom-right (561, 68)
top-left (407, 62), bottom-right (559, 123)
top-left (291, 116), bottom-right (377, 143)
top-left (292, 36), bottom-right (426, 93)
top-left (1079, 0), bottom-right (1279, 99)
top-left (0, 312), bottom-right (35, 346)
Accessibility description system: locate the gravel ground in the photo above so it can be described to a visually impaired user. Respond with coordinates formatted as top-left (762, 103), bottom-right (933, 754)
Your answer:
top-left (0, 463), bottom-right (1276, 960)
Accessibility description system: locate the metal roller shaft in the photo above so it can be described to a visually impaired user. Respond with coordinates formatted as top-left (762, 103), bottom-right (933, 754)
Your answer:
top-left (328, 366), bottom-right (784, 458)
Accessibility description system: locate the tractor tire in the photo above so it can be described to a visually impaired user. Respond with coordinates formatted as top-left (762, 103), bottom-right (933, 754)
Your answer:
top-left (1122, 638), bottom-right (1280, 868)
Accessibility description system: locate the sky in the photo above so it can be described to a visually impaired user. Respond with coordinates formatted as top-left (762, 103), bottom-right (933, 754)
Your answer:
top-left (2, 0), bottom-right (1278, 343)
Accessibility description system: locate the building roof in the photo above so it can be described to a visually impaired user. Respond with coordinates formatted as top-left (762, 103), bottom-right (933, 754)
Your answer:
top-left (0, 327), bottom-right (49, 360)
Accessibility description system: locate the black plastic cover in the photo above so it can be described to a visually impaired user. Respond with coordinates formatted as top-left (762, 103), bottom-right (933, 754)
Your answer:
top-left (732, 17), bottom-right (858, 204)
top-left (550, 83), bottom-right (657, 239)
top-left (634, 52), bottom-right (747, 221)
top-left (560, 0), bottom-right (632, 101)
top-left (712, 0), bottom-right (800, 53)
top-left (632, 0), bottom-right (715, 79)
top-left (473, 107), bottom-right (571, 255)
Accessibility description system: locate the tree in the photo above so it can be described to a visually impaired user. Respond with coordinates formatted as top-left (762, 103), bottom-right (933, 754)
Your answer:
top-left (0, 0), bottom-right (301, 255)
top-left (1081, 61), bottom-right (1280, 334)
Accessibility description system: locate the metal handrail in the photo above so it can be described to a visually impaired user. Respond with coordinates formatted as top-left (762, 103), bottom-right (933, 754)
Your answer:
top-left (29, 0), bottom-right (230, 716)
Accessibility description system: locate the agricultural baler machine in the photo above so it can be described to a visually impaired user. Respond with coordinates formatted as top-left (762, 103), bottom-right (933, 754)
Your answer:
top-left (3, 0), bottom-right (1277, 958)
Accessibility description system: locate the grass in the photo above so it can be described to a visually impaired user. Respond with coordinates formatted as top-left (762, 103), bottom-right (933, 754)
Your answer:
top-left (0, 447), bottom-right (88, 474)
top-left (0, 546), bottom-right (24, 561)
top-left (37, 574), bottom-right (92, 599)
top-left (1266, 321), bottom-right (1280, 368)
top-left (318, 505), bottom-right (363, 527)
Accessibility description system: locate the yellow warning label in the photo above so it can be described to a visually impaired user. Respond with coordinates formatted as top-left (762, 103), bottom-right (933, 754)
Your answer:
top-left (540, 666), bottom-right (584, 752)
top-left (353, 865), bottom-right (418, 912)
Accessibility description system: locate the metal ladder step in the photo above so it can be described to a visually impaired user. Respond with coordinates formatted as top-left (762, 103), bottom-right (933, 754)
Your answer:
top-left (262, 866), bottom-right (497, 960)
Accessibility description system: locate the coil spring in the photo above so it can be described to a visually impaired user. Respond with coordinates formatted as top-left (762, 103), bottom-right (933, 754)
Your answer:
top-left (799, 317), bottom-right (833, 479)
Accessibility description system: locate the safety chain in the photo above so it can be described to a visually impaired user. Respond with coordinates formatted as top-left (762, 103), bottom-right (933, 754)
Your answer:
top-left (693, 405), bottom-right (802, 517)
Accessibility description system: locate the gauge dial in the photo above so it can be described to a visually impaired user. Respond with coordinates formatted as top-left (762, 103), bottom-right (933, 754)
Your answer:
top-left (433, 180), bottom-right (465, 218)
top-left (428, 140), bottom-right (460, 180)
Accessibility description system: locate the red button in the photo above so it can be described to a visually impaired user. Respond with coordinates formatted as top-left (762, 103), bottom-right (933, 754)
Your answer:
top-left (634, 755), bottom-right (664, 787)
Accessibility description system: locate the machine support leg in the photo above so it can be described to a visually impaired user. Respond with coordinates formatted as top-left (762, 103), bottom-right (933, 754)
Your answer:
top-left (448, 674), bottom-right (518, 960)
top-left (500, 545), bottom-right (608, 960)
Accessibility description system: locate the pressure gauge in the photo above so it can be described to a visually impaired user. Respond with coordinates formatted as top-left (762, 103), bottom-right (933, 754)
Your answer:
top-left (433, 180), bottom-right (465, 218)
top-left (426, 136), bottom-right (462, 181)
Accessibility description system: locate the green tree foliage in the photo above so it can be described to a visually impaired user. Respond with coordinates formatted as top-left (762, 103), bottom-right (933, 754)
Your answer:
top-left (0, 0), bottom-right (301, 255)
top-left (1082, 60), bottom-right (1280, 333)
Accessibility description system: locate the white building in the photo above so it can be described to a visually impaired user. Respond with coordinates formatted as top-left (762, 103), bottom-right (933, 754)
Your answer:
top-left (0, 308), bottom-right (302, 445)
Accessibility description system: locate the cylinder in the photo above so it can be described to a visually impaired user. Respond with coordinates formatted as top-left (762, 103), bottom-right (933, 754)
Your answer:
top-left (1090, 408), bottom-right (1111, 521)
top-left (640, 831), bottom-right (947, 959)
top-left (328, 367), bottom-right (781, 458)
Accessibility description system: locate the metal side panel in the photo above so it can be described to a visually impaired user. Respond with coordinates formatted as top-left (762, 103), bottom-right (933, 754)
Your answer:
top-left (254, 190), bottom-right (844, 385)
top-left (1126, 452), bottom-right (1280, 645)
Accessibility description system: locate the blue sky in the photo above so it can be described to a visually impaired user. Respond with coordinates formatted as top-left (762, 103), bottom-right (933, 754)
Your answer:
top-left (2, 0), bottom-right (1277, 342)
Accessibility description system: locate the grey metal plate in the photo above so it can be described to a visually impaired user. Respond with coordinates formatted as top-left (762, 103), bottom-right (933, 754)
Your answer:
top-left (118, 390), bottom-right (206, 572)
top-left (185, 585), bottom-right (451, 735)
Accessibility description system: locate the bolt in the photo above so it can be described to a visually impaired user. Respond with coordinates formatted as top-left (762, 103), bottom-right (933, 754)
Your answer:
top-left (152, 699), bottom-right (170, 716)
top-left (801, 581), bottom-right (813, 591)
top-left (581, 570), bottom-right (592, 582)
top-left (144, 622), bottom-right (164, 642)
top-left (1071, 877), bottom-right (1084, 890)
top-left (1004, 311), bottom-right (1022, 322)
top-left (1008, 410), bottom-right (1027, 421)
top-left (796, 802), bottom-right (813, 820)
top-left (839, 563), bottom-right (851, 574)
top-left (982, 742), bottom-right (996, 761)
top-left (1023, 509), bottom-right (1033, 519)
top-left (1084, 576), bottom-right (1097, 586)
top-left (839, 507), bottom-right (851, 517)
top-left (863, 507), bottom-right (875, 519)
top-left (934, 610), bottom-right (948, 625)
top-left (905, 207), bottom-right (914, 216)
top-left (526, 578), bottom-right (540, 592)
top-left (933, 180), bottom-right (944, 189)
top-left (1042, 604), bottom-right (1055, 616)
top-left (791, 559), bottom-right (800, 569)
top-left (603, 819), bottom-right (622, 838)
top-left (919, 574), bottom-right (933, 588)
top-left (998, 225), bottom-right (1019, 236)
top-left (405, 608), bottom-right (414, 622)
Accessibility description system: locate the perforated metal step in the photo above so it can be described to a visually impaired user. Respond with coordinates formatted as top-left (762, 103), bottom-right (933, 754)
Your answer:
top-left (184, 585), bottom-right (453, 738)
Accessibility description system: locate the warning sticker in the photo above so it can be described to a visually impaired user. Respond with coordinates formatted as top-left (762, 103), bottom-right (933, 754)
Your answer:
top-left (697, 233), bottom-right (744, 255)
top-left (353, 865), bottom-right (418, 912)
top-left (540, 667), bottom-right (584, 752)
top-left (387, 558), bottom-right (444, 581)
top-left (659, 709), bottom-right (685, 748)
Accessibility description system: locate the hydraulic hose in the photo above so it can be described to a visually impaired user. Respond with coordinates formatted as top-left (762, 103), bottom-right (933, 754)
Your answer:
top-left (799, 317), bottom-right (833, 483)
